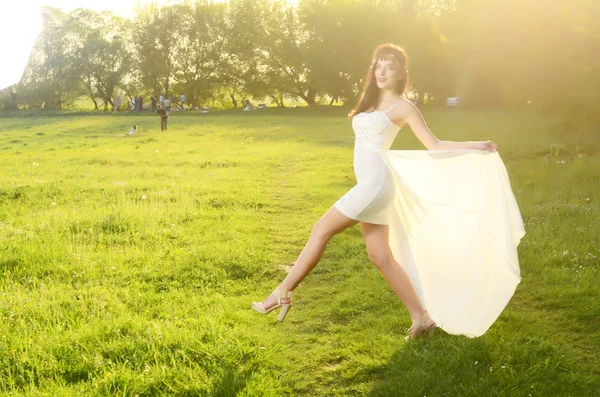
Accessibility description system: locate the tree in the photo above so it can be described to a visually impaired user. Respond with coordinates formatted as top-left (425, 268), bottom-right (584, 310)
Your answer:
top-left (171, 1), bottom-right (227, 108)
top-left (68, 9), bottom-right (132, 110)
top-left (21, 7), bottom-right (81, 109)
top-left (133, 2), bottom-right (179, 98)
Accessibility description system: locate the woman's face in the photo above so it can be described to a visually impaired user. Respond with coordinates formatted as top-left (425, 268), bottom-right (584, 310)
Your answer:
top-left (374, 58), bottom-right (404, 91)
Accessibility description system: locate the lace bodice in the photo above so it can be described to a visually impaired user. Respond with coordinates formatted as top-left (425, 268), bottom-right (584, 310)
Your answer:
top-left (351, 110), bottom-right (402, 151)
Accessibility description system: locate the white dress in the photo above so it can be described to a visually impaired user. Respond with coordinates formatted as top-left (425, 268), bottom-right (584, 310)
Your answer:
top-left (333, 103), bottom-right (403, 224)
top-left (334, 101), bottom-right (526, 337)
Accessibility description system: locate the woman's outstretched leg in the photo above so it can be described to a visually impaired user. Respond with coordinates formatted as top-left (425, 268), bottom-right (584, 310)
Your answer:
top-left (360, 222), bottom-right (435, 336)
top-left (254, 206), bottom-right (357, 311)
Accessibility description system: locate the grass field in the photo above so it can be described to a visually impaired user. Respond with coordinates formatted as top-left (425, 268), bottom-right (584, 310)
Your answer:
top-left (0, 107), bottom-right (598, 396)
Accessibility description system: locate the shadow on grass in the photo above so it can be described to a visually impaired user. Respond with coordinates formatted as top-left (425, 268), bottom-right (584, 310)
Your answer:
top-left (365, 333), bottom-right (496, 397)
top-left (210, 363), bottom-right (261, 396)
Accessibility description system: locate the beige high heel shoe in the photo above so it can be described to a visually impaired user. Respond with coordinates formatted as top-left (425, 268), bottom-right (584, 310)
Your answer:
top-left (251, 288), bottom-right (293, 322)
top-left (405, 310), bottom-right (436, 341)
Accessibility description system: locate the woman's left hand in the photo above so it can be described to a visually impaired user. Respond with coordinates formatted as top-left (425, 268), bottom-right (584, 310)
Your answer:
top-left (480, 140), bottom-right (498, 152)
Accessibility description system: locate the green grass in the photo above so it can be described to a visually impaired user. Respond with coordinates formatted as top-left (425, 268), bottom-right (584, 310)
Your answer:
top-left (0, 107), bottom-right (598, 396)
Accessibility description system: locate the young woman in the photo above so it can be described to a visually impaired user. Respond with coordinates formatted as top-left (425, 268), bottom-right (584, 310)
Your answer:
top-left (251, 44), bottom-right (520, 340)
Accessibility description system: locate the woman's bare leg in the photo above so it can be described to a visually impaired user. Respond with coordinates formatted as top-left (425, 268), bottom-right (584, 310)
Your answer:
top-left (256, 206), bottom-right (358, 309)
top-left (360, 222), bottom-right (428, 321)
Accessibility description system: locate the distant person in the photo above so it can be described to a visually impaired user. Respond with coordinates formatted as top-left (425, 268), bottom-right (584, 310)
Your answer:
top-left (114, 95), bottom-right (122, 111)
top-left (131, 96), bottom-right (137, 112)
top-left (151, 95), bottom-right (157, 112)
top-left (159, 95), bottom-right (164, 108)
top-left (128, 125), bottom-right (138, 136)
top-left (180, 94), bottom-right (186, 110)
top-left (163, 97), bottom-right (171, 112)
top-left (157, 104), bottom-right (168, 131)
top-left (243, 99), bottom-right (254, 111)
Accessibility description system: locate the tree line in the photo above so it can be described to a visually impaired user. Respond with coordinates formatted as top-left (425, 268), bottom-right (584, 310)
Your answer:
top-left (2, 0), bottom-right (598, 118)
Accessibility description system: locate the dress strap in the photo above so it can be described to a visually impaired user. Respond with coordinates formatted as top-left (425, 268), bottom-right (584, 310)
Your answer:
top-left (384, 100), bottom-right (403, 114)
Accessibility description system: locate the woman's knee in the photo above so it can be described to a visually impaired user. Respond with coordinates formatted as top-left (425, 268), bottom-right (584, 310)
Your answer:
top-left (367, 248), bottom-right (392, 270)
top-left (310, 219), bottom-right (336, 243)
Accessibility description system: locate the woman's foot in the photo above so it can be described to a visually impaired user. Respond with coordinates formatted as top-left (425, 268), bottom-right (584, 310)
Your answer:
top-left (253, 291), bottom-right (280, 311)
top-left (405, 310), bottom-right (436, 340)
top-left (251, 287), bottom-right (293, 322)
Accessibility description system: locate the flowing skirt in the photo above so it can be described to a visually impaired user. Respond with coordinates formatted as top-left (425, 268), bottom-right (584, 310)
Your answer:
top-left (380, 150), bottom-right (526, 338)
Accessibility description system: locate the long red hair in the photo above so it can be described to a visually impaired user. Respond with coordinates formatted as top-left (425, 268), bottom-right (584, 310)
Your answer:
top-left (348, 44), bottom-right (410, 118)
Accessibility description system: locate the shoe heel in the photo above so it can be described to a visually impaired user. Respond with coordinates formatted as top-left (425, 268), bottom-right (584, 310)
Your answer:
top-left (277, 303), bottom-right (291, 322)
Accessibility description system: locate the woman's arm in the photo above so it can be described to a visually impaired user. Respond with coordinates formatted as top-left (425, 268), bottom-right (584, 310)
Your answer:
top-left (398, 100), bottom-right (496, 151)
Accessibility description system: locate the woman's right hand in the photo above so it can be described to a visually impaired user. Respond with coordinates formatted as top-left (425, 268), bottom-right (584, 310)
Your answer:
top-left (478, 140), bottom-right (498, 152)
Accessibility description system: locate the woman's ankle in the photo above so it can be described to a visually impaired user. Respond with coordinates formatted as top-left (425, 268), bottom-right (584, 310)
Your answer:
top-left (410, 309), bottom-right (427, 322)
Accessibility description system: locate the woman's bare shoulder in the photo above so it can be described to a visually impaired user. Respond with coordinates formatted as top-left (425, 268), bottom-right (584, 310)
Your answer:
top-left (396, 97), bottom-right (417, 111)
top-left (387, 97), bottom-right (415, 126)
